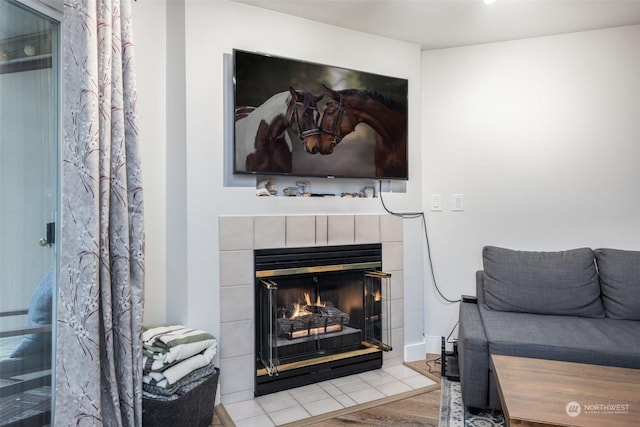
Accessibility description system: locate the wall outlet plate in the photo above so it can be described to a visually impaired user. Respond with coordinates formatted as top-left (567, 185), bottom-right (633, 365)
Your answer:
top-left (431, 194), bottom-right (442, 211)
top-left (452, 194), bottom-right (464, 211)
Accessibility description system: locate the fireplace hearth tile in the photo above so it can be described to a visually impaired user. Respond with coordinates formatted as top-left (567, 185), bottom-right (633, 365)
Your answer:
top-left (355, 215), bottom-right (380, 244)
top-left (357, 369), bottom-right (396, 387)
top-left (333, 376), bottom-right (370, 394)
top-left (347, 387), bottom-right (386, 405)
top-left (223, 398), bottom-right (265, 422)
top-left (381, 335), bottom-right (403, 362)
top-left (333, 393), bottom-right (358, 408)
top-left (391, 299), bottom-right (405, 329)
top-left (219, 250), bottom-right (253, 286)
top-left (384, 364), bottom-right (421, 380)
top-left (219, 217), bottom-right (254, 250)
top-left (221, 355), bottom-right (255, 395)
top-left (220, 285), bottom-right (252, 323)
top-left (234, 414), bottom-right (275, 427)
top-left (286, 216), bottom-right (316, 247)
top-left (378, 379), bottom-right (413, 396)
top-left (316, 381), bottom-right (341, 396)
top-left (381, 214), bottom-right (403, 242)
top-left (220, 320), bottom-right (252, 358)
top-left (291, 386), bottom-right (332, 404)
top-left (382, 242), bottom-right (403, 271)
top-left (255, 390), bottom-right (299, 413)
top-left (302, 397), bottom-right (345, 416)
top-left (268, 404), bottom-right (311, 425)
top-left (402, 373), bottom-right (437, 389)
top-left (390, 270), bottom-right (405, 300)
top-left (254, 216), bottom-right (285, 249)
top-left (315, 215), bottom-right (328, 245)
top-left (327, 215), bottom-right (355, 245)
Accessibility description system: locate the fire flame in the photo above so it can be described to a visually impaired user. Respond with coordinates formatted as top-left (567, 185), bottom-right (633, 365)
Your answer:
top-left (365, 288), bottom-right (383, 302)
top-left (289, 293), bottom-right (326, 319)
top-left (291, 302), bottom-right (302, 318)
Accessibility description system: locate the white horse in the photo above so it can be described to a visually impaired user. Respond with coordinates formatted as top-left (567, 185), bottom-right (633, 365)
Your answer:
top-left (235, 88), bottom-right (322, 174)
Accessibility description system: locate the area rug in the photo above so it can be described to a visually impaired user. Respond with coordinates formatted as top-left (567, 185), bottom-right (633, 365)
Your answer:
top-left (439, 379), bottom-right (505, 427)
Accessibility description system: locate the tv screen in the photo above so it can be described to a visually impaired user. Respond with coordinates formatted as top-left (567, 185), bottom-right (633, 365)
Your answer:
top-left (233, 49), bottom-right (408, 180)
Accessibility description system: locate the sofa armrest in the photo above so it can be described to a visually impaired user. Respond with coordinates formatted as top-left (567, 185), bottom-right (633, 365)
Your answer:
top-left (458, 301), bottom-right (489, 410)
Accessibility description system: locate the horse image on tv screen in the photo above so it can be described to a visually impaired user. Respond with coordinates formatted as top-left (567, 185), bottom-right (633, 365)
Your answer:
top-left (234, 88), bottom-right (322, 174)
top-left (233, 50), bottom-right (408, 180)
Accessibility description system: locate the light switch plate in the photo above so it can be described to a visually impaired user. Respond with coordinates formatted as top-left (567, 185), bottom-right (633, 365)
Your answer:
top-left (431, 194), bottom-right (442, 211)
top-left (452, 194), bottom-right (464, 211)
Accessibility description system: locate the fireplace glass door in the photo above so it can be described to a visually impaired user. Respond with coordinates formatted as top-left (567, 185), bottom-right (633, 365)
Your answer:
top-left (255, 244), bottom-right (391, 395)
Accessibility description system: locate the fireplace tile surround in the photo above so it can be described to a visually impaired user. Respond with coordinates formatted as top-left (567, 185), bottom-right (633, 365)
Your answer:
top-left (219, 214), bottom-right (404, 404)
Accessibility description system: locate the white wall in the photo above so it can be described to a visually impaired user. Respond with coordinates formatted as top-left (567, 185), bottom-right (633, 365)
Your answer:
top-left (131, 2), bottom-right (167, 325)
top-left (132, 0), bottom-right (426, 361)
top-left (422, 25), bottom-right (640, 347)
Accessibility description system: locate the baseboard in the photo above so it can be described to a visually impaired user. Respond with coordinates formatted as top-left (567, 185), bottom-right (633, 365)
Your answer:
top-left (404, 340), bottom-right (427, 362)
top-left (426, 335), bottom-right (442, 356)
top-left (403, 337), bottom-right (444, 362)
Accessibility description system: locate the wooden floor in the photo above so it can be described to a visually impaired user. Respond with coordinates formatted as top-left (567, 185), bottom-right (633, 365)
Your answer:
top-left (213, 355), bottom-right (443, 427)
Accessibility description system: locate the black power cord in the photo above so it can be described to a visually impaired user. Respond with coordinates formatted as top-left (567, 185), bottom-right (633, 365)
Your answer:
top-left (378, 181), bottom-right (461, 304)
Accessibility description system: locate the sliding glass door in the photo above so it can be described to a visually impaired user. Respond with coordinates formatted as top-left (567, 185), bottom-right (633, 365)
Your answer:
top-left (0, 0), bottom-right (59, 425)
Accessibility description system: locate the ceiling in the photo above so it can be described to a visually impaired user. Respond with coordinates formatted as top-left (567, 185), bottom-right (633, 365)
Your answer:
top-left (231, 0), bottom-right (640, 50)
top-left (4, 1), bottom-right (639, 49)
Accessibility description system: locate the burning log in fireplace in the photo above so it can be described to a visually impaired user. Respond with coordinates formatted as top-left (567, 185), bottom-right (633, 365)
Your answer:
top-left (277, 293), bottom-right (350, 340)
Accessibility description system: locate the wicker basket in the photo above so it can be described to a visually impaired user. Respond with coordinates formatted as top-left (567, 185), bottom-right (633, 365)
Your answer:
top-left (142, 368), bottom-right (220, 427)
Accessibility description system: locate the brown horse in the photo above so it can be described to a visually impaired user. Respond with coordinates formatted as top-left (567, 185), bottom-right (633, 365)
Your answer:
top-left (236, 87), bottom-right (323, 173)
top-left (316, 84), bottom-right (407, 178)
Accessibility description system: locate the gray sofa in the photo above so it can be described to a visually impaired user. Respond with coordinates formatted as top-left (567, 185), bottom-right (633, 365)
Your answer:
top-left (458, 246), bottom-right (640, 411)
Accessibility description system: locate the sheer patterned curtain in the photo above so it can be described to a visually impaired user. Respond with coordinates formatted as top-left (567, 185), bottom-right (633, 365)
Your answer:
top-left (56, 0), bottom-right (144, 425)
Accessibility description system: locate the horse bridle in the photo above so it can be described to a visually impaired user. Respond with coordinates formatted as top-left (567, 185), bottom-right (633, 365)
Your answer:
top-left (319, 93), bottom-right (355, 148)
top-left (288, 101), bottom-right (320, 143)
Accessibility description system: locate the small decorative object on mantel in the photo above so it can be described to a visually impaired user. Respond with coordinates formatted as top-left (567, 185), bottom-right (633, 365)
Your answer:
top-left (341, 192), bottom-right (361, 198)
top-left (283, 187), bottom-right (297, 196)
top-left (296, 181), bottom-right (310, 197)
top-left (256, 179), bottom-right (277, 196)
top-left (363, 186), bottom-right (375, 198)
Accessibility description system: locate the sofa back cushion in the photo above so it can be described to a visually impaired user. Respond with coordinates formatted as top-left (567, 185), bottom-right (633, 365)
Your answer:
top-left (595, 248), bottom-right (640, 320)
top-left (483, 246), bottom-right (604, 318)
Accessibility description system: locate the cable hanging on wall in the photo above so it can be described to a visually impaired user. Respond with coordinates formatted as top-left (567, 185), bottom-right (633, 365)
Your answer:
top-left (378, 180), bottom-right (461, 304)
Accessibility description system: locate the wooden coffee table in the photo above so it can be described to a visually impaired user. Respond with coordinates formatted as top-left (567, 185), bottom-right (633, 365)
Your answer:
top-left (491, 354), bottom-right (640, 427)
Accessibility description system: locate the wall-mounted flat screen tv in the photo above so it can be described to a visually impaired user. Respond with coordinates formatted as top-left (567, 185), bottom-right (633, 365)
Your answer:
top-left (233, 49), bottom-right (408, 180)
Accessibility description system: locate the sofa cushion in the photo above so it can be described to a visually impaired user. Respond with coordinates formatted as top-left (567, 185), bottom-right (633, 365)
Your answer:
top-left (478, 305), bottom-right (640, 369)
top-left (595, 248), bottom-right (640, 320)
top-left (483, 246), bottom-right (604, 318)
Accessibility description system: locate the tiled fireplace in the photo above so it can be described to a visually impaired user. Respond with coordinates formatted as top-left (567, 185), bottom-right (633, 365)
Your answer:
top-left (219, 215), bottom-right (404, 404)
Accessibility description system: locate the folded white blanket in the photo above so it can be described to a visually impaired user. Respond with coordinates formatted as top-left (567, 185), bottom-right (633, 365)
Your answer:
top-left (142, 325), bottom-right (185, 343)
top-left (143, 325), bottom-right (217, 367)
top-left (143, 346), bottom-right (217, 387)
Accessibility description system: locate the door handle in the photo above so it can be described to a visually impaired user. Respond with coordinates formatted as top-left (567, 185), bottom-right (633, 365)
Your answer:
top-left (40, 222), bottom-right (55, 246)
